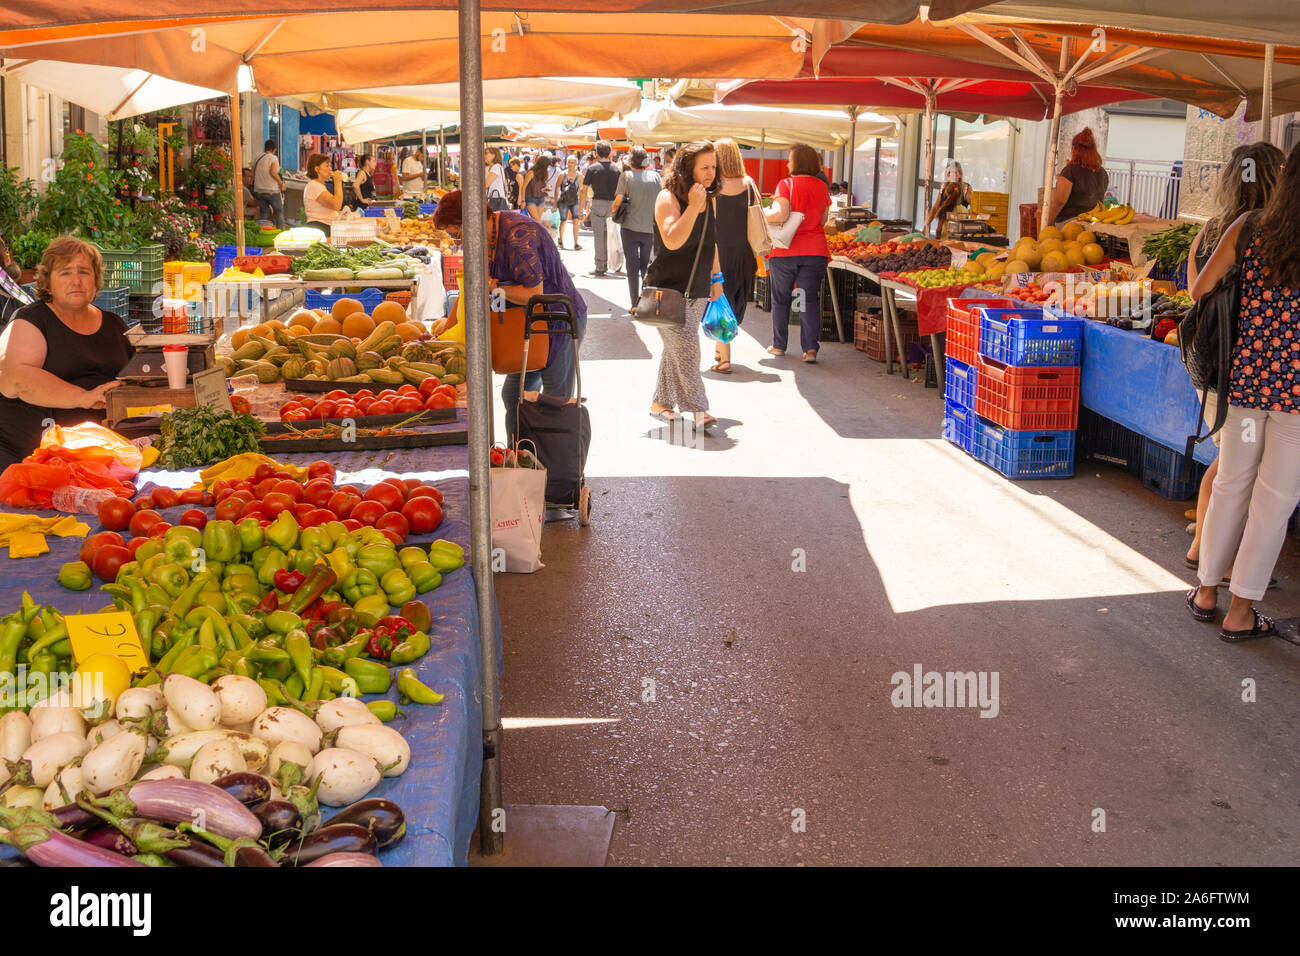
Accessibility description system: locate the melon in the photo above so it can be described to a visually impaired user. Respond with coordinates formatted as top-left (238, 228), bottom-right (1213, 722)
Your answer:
top-left (372, 301), bottom-right (409, 327)
top-left (330, 297), bottom-right (364, 323)
top-left (264, 319), bottom-right (288, 332)
top-left (1004, 259), bottom-right (1030, 275)
top-left (230, 328), bottom-right (251, 351)
top-left (1015, 241), bottom-right (1044, 269)
top-left (314, 316), bottom-right (344, 335)
top-left (395, 321), bottom-right (423, 342)
top-left (1076, 231), bottom-right (1097, 245)
top-left (1062, 221), bottom-right (1084, 241)
top-left (1082, 242), bottom-right (1105, 265)
top-left (1065, 247), bottom-right (1086, 267)
top-left (1040, 237), bottom-right (1064, 254)
top-left (976, 252), bottom-right (997, 268)
top-left (1039, 225), bottom-right (1063, 242)
top-left (1040, 251), bottom-right (1068, 273)
top-left (987, 262), bottom-right (1006, 279)
top-left (288, 310), bottom-right (316, 330)
top-left (341, 311), bottom-right (376, 340)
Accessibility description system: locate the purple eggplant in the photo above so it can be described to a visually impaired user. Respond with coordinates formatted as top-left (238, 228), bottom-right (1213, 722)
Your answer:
top-left (163, 839), bottom-right (226, 868)
top-left (252, 800), bottom-right (303, 846)
top-left (83, 826), bottom-right (138, 856)
top-left (0, 823), bottom-right (145, 867)
top-left (231, 842), bottom-right (278, 867)
top-left (94, 779), bottom-right (260, 839)
top-left (322, 799), bottom-right (406, 848)
top-left (49, 802), bottom-right (98, 830)
top-left (283, 823), bottom-right (377, 866)
top-left (212, 772), bottom-right (272, 806)
top-left (305, 852), bottom-right (382, 867)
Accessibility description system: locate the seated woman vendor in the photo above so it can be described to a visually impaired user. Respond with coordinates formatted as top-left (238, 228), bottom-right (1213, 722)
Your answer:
top-left (0, 236), bottom-right (132, 471)
top-left (433, 189), bottom-right (587, 440)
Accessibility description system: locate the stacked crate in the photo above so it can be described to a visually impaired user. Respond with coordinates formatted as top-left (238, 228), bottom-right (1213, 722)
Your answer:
top-left (942, 299), bottom-right (1083, 480)
top-left (970, 190), bottom-right (1009, 236)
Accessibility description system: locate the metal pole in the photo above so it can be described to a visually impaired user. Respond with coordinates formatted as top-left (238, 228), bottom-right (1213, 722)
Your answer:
top-left (846, 106), bottom-right (857, 205)
top-left (422, 125), bottom-right (428, 190)
top-left (1039, 86), bottom-right (1064, 233)
top-left (229, 89), bottom-right (245, 255)
top-left (872, 137), bottom-right (881, 211)
top-left (758, 128), bottom-right (765, 193)
top-left (1261, 43), bottom-right (1275, 143)
top-left (923, 88), bottom-right (936, 230)
top-left (460, 0), bottom-right (503, 858)
top-left (439, 126), bottom-right (447, 188)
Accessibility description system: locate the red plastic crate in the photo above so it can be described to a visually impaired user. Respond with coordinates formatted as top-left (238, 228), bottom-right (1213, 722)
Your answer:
top-left (975, 354), bottom-right (1080, 430)
top-left (442, 252), bottom-right (464, 289)
top-left (237, 253), bottom-right (291, 274)
top-left (945, 297), bottom-right (1011, 367)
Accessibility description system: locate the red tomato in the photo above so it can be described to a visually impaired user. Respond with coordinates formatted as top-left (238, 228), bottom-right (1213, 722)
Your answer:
top-left (363, 482), bottom-right (405, 512)
top-left (375, 511), bottom-right (410, 540)
top-left (294, 398), bottom-right (316, 413)
top-left (214, 498), bottom-right (244, 522)
top-left (334, 404), bottom-right (359, 419)
top-left (304, 508), bottom-right (335, 528)
top-left (350, 500), bottom-right (386, 526)
top-left (402, 478), bottom-right (423, 492)
top-left (126, 536), bottom-right (152, 559)
top-left (254, 463), bottom-right (278, 482)
top-left (135, 495), bottom-right (155, 511)
top-left (327, 492), bottom-right (360, 519)
top-left (313, 401), bottom-right (339, 421)
top-left (324, 389), bottom-right (350, 402)
top-left (424, 393), bottom-right (455, 411)
top-left (211, 479), bottom-right (232, 498)
top-left (178, 489), bottom-right (204, 506)
top-left (368, 400), bottom-right (395, 417)
top-left (376, 389), bottom-right (400, 402)
top-left (307, 460), bottom-right (336, 483)
top-left (352, 389), bottom-right (375, 401)
top-left (242, 507), bottom-right (267, 523)
top-left (293, 502), bottom-right (315, 523)
top-left (127, 510), bottom-right (164, 538)
top-left (401, 496), bottom-right (443, 534)
top-left (355, 397), bottom-right (376, 414)
top-left (201, 492), bottom-right (215, 507)
top-left (263, 492), bottom-right (296, 519)
top-left (92, 545), bottom-right (133, 583)
top-left (380, 477), bottom-right (407, 492)
top-left (303, 479), bottom-right (335, 508)
top-left (338, 484), bottom-right (362, 497)
top-left (417, 378), bottom-right (440, 399)
top-left (397, 384), bottom-right (419, 396)
top-left (341, 518), bottom-right (364, 533)
top-left (80, 530), bottom-right (126, 565)
top-left (147, 522), bottom-right (172, 539)
top-left (273, 480), bottom-right (303, 503)
top-left (215, 487), bottom-right (235, 503)
top-left (240, 499), bottom-right (267, 520)
top-left (283, 409), bottom-right (311, 422)
top-left (179, 509), bottom-right (207, 530)
top-left (433, 384), bottom-right (458, 400)
top-left (97, 496), bottom-right (134, 532)
top-left (254, 477), bottom-right (279, 499)
top-left (395, 396), bottom-right (424, 414)
top-left (378, 528), bottom-right (406, 547)
top-left (407, 485), bottom-right (443, 505)
top-left (228, 490), bottom-right (255, 508)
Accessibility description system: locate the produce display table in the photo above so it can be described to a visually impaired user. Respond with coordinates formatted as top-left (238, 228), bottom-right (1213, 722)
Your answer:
top-left (1084, 216), bottom-right (1176, 267)
top-left (826, 258), bottom-right (908, 380)
top-left (0, 410), bottom-right (494, 866)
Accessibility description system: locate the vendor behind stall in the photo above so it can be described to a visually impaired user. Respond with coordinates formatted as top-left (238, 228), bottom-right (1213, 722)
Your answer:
top-left (303, 152), bottom-right (345, 232)
top-left (0, 237), bottom-right (132, 471)
top-left (433, 190), bottom-right (588, 440)
top-left (1045, 128), bottom-right (1109, 225)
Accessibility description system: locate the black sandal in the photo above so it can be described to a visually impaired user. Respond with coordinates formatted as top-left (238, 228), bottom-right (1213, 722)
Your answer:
top-left (1186, 587), bottom-right (1217, 623)
top-left (1219, 608), bottom-right (1276, 643)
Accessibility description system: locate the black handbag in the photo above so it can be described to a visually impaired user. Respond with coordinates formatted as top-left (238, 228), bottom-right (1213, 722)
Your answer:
top-left (1178, 211), bottom-right (1258, 469)
top-left (612, 172), bottom-right (630, 225)
top-left (634, 202), bottom-right (709, 328)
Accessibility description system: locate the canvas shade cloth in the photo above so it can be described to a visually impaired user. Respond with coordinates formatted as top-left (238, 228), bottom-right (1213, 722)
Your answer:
top-left (0, 59), bottom-right (254, 119)
top-left (292, 76), bottom-right (640, 117)
top-left (627, 101), bottom-right (896, 150)
top-left (333, 110), bottom-right (569, 145)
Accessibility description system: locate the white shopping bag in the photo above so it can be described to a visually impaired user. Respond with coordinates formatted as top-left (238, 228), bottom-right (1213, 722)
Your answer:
top-left (411, 260), bottom-right (446, 321)
top-left (490, 462), bottom-right (547, 572)
top-left (607, 216), bottom-right (624, 272)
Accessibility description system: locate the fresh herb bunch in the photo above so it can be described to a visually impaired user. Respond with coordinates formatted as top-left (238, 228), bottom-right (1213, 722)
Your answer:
top-left (290, 243), bottom-right (392, 275)
top-left (403, 200), bottom-right (422, 218)
top-left (156, 406), bottom-right (266, 468)
top-left (1141, 221), bottom-right (1201, 270)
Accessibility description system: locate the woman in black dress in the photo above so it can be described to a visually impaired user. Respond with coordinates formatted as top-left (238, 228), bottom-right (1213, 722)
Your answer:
top-left (352, 154), bottom-right (376, 208)
top-left (0, 236), bottom-right (131, 470)
top-left (709, 138), bottom-right (756, 373)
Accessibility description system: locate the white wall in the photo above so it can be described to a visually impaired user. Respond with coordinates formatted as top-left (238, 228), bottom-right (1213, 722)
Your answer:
top-left (1105, 114), bottom-right (1186, 163)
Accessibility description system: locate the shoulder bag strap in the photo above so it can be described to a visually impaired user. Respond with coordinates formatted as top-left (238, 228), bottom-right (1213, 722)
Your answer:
top-left (683, 200), bottom-right (710, 300)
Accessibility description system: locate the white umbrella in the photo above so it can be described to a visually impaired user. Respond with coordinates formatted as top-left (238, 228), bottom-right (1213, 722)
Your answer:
top-left (333, 109), bottom-right (580, 145)
top-left (287, 76), bottom-right (641, 118)
top-left (628, 102), bottom-right (896, 150)
top-left (0, 59), bottom-right (253, 119)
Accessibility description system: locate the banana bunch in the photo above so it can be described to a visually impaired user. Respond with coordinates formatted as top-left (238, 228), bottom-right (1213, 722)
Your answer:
top-left (1077, 203), bottom-right (1134, 224)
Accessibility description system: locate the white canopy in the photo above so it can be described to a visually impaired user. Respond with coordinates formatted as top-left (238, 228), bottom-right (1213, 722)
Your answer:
top-left (288, 76), bottom-right (640, 118)
top-left (627, 102), bottom-right (896, 150)
top-left (334, 109), bottom-right (576, 145)
top-left (0, 60), bottom-right (254, 120)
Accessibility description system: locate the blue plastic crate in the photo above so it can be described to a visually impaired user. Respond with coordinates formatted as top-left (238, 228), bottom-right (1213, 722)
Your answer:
top-left (944, 356), bottom-right (976, 410)
top-left (445, 290), bottom-right (459, 315)
top-left (213, 245), bottom-right (261, 275)
top-left (1141, 440), bottom-right (1205, 500)
top-left (92, 285), bottom-right (130, 316)
top-left (303, 288), bottom-right (386, 313)
top-left (363, 206), bottom-right (404, 218)
top-left (419, 203), bottom-right (437, 216)
top-left (1077, 408), bottom-right (1145, 477)
top-left (972, 417), bottom-right (1076, 479)
top-left (943, 398), bottom-right (976, 453)
top-left (979, 307), bottom-right (1083, 367)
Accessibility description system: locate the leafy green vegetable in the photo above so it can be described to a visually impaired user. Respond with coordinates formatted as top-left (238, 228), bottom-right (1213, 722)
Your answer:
top-left (156, 406), bottom-right (266, 469)
top-left (1142, 221), bottom-right (1201, 270)
top-left (290, 242), bottom-right (393, 275)
top-left (403, 200), bottom-right (421, 218)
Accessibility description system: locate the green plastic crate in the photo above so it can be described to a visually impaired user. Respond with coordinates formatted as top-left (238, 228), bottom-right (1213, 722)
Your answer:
top-left (94, 242), bottom-right (165, 295)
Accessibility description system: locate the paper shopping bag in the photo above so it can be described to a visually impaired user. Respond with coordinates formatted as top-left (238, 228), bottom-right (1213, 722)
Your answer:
top-left (490, 463), bottom-right (547, 572)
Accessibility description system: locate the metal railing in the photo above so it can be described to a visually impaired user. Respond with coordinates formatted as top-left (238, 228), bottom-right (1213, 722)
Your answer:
top-left (1104, 158), bottom-right (1223, 219)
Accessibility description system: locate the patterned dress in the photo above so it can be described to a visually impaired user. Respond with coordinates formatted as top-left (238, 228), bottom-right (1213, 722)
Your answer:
top-left (654, 299), bottom-right (709, 413)
top-left (1228, 234), bottom-right (1300, 412)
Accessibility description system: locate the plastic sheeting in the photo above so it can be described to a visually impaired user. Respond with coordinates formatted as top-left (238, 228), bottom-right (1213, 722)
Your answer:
top-left (0, 412), bottom-right (493, 866)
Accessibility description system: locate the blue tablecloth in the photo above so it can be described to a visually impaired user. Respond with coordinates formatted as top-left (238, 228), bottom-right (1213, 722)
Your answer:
top-left (0, 410), bottom-right (495, 866)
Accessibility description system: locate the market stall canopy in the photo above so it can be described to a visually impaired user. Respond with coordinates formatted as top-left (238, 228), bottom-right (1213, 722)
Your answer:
top-left (0, 59), bottom-right (253, 119)
top-left (289, 76), bottom-right (640, 118)
top-left (334, 109), bottom-right (558, 144)
top-left (627, 102), bottom-right (896, 149)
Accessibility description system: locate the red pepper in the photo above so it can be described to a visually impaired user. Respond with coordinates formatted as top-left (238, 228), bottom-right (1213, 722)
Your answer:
top-left (302, 598), bottom-right (325, 620)
top-left (375, 616), bottom-right (415, 638)
top-left (253, 590), bottom-right (279, 615)
top-left (367, 627), bottom-right (395, 661)
top-left (274, 569), bottom-right (306, 593)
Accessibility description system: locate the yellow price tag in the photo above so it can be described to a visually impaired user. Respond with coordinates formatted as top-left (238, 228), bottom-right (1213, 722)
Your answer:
top-left (65, 611), bottom-right (150, 673)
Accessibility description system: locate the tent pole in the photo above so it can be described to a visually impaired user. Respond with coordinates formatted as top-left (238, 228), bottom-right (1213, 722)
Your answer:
top-left (422, 126), bottom-right (428, 183)
top-left (1261, 43), bottom-right (1275, 143)
top-left (229, 89), bottom-right (244, 256)
top-left (758, 128), bottom-right (765, 193)
top-left (460, 0), bottom-right (503, 858)
top-left (923, 86), bottom-right (936, 231)
top-left (847, 106), bottom-right (857, 205)
top-left (1040, 86), bottom-right (1065, 233)
top-left (872, 136), bottom-right (881, 211)
top-left (440, 126), bottom-right (447, 187)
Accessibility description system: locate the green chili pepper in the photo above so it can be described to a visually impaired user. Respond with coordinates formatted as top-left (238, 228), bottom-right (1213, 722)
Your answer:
top-left (169, 645), bottom-right (218, 681)
top-left (396, 667), bottom-right (444, 705)
top-left (264, 610), bottom-right (303, 635)
top-left (257, 678), bottom-right (286, 707)
top-left (247, 638), bottom-right (291, 664)
top-left (366, 700), bottom-right (406, 722)
top-left (169, 572), bottom-right (214, 620)
top-left (156, 629), bottom-right (197, 674)
top-left (322, 633), bottom-right (368, 669)
top-left (389, 629), bottom-right (431, 665)
top-left (317, 665), bottom-right (360, 699)
top-left (301, 668), bottom-right (324, 703)
top-left (284, 673), bottom-right (305, 700)
top-left (23, 620), bottom-right (69, 662)
top-left (344, 656), bottom-right (392, 695)
top-left (284, 629), bottom-right (313, 688)
top-left (27, 650), bottom-right (57, 677)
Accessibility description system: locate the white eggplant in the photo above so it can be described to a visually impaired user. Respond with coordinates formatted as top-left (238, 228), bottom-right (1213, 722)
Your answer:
top-left (21, 732), bottom-right (89, 788)
top-left (333, 725), bottom-right (410, 777)
top-left (41, 765), bottom-right (84, 810)
top-left (30, 707), bottom-right (86, 743)
top-left (29, 688), bottom-right (73, 711)
top-left (251, 707), bottom-right (322, 755)
top-left (4, 786), bottom-right (45, 810)
top-left (86, 719), bottom-right (123, 748)
top-left (156, 707), bottom-right (194, 739)
top-left (115, 686), bottom-right (166, 721)
top-left (162, 674), bottom-right (221, 731)
top-left (212, 676), bottom-right (267, 727)
top-left (159, 730), bottom-right (268, 773)
top-left (188, 738), bottom-right (247, 784)
top-left (138, 764), bottom-right (185, 782)
top-left (308, 748), bottom-right (381, 806)
top-left (314, 698), bottom-right (381, 733)
top-left (267, 740), bottom-right (314, 778)
top-left (0, 711), bottom-right (33, 763)
top-left (81, 730), bottom-right (147, 793)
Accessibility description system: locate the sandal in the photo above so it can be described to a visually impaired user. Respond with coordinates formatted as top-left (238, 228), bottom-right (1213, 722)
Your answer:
top-left (803, 351), bottom-right (818, 363)
top-left (650, 407), bottom-right (681, 423)
top-left (691, 414), bottom-right (717, 433)
top-left (709, 362), bottom-right (732, 374)
top-left (1186, 587), bottom-right (1217, 623)
top-left (1219, 608), bottom-right (1277, 643)
top-left (767, 347), bottom-right (786, 356)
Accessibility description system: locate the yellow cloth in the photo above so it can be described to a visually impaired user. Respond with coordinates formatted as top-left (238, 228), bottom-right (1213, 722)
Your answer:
top-left (194, 453), bottom-right (308, 489)
top-left (0, 513), bottom-right (88, 558)
top-left (141, 446), bottom-right (160, 468)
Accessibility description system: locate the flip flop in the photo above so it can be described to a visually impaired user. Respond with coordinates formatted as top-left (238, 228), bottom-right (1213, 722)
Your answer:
top-left (767, 347), bottom-right (786, 356)
top-left (709, 362), bottom-right (733, 374)
top-left (1186, 587), bottom-right (1217, 623)
top-left (1219, 607), bottom-right (1276, 643)
top-left (650, 409), bottom-right (681, 423)
top-left (691, 415), bottom-right (717, 433)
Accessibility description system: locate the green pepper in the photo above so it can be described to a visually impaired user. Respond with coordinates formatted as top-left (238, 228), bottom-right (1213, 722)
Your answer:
top-left (163, 525), bottom-right (202, 565)
top-left (171, 646), bottom-right (219, 680)
top-left (222, 573), bottom-right (262, 598)
top-left (140, 553), bottom-right (172, 581)
top-left (195, 589), bottom-right (228, 613)
top-left (224, 562), bottom-right (256, 580)
top-left (317, 665), bottom-right (360, 698)
top-left (0, 615), bottom-right (27, 676)
top-left (266, 511), bottom-right (299, 552)
top-left (260, 658), bottom-right (292, 683)
top-left (27, 650), bottom-right (57, 677)
top-left (257, 678), bottom-right (286, 707)
top-left (257, 549), bottom-right (289, 589)
top-left (379, 568), bottom-right (416, 606)
top-left (396, 667), bottom-right (444, 705)
top-left (366, 700), bottom-right (406, 722)
top-left (398, 546), bottom-right (427, 570)
top-left (319, 521), bottom-right (347, 550)
top-left (57, 561), bottom-right (93, 591)
top-left (247, 638), bottom-right (290, 664)
top-left (353, 593), bottom-right (391, 628)
top-left (406, 562), bottom-right (442, 594)
top-left (284, 628), bottom-right (313, 688)
top-left (250, 546), bottom-right (275, 575)
top-left (202, 519), bottom-right (240, 564)
top-left (390, 629), bottom-right (431, 665)
top-left (236, 518), bottom-right (264, 555)
top-left (289, 549), bottom-right (321, 577)
top-left (428, 539), bottom-right (465, 573)
top-left (339, 568), bottom-right (379, 605)
top-left (355, 543), bottom-right (397, 580)
top-left (263, 610), bottom-right (303, 635)
top-left (344, 656), bottom-right (392, 695)
top-left (142, 583), bottom-right (173, 610)
top-left (322, 633), bottom-right (368, 669)
top-left (133, 539), bottom-right (165, 564)
top-left (152, 563), bottom-right (190, 599)
top-left (299, 527), bottom-right (329, 555)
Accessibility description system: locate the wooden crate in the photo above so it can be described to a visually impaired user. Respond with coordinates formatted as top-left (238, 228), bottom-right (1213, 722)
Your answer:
top-left (106, 384), bottom-right (196, 427)
top-left (854, 310), bottom-right (918, 362)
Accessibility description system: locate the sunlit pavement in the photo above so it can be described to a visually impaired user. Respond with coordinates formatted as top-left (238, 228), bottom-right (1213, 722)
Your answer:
top-left (492, 230), bottom-right (1300, 866)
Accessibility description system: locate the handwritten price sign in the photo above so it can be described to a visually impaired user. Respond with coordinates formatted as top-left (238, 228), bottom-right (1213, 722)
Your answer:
top-left (65, 611), bottom-right (150, 673)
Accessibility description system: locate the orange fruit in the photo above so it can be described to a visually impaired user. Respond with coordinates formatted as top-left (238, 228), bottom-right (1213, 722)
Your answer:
top-left (314, 316), bottom-right (344, 335)
top-left (395, 322), bottom-right (422, 342)
top-left (330, 297), bottom-right (364, 323)
top-left (341, 312), bottom-right (376, 339)
top-left (288, 309), bottom-right (316, 330)
top-left (264, 319), bottom-right (287, 332)
top-left (230, 328), bottom-right (251, 350)
top-left (372, 301), bottom-right (408, 326)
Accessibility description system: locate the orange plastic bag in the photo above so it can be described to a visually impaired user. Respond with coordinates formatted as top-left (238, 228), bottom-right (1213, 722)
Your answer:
top-left (39, 423), bottom-right (144, 473)
top-left (0, 423), bottom-right (140, 509)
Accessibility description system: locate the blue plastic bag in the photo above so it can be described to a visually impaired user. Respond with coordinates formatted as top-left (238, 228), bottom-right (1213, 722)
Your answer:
top-left (702, 295), bottom-right (738, 343)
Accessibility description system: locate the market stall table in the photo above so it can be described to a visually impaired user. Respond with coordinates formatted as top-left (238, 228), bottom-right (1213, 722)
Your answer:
top-left (1082, 216), bottom-right (1178, 268)
top-left (0, 410), bottom-right (494, 866)
top-left (825, 258), bottom-right (909, 381)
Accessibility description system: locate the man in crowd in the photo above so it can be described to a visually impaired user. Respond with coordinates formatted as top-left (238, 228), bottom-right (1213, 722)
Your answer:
top-left (581, 140), bottom-right (623, 277)
top-left (251, 139), bottom-right (286, 228)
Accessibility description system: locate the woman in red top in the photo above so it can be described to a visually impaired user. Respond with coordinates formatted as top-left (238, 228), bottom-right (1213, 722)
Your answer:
top-left (764, 143), bottom-right (831, 363)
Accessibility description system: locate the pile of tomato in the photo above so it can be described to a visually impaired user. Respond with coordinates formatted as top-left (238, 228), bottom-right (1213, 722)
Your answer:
top-left (280, 380), bottom-right (457, 422)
